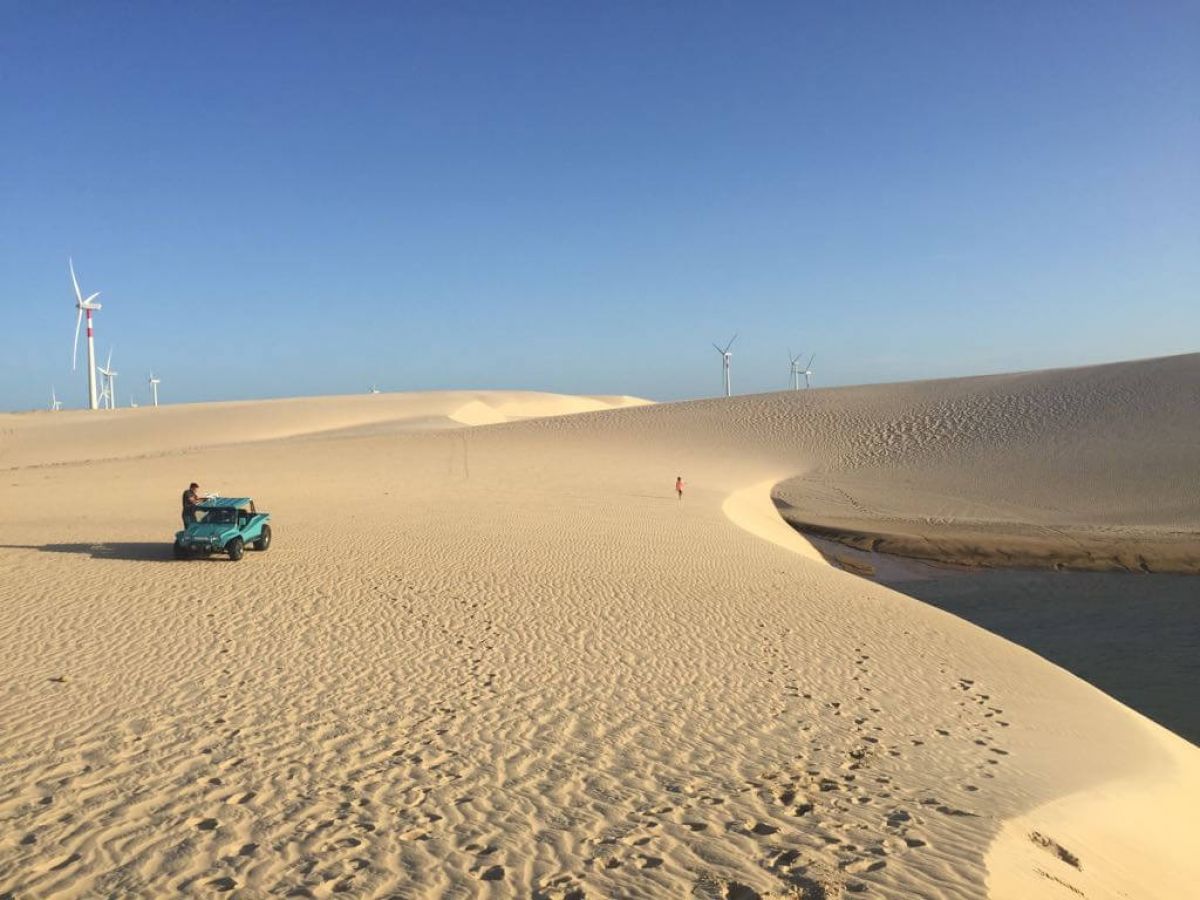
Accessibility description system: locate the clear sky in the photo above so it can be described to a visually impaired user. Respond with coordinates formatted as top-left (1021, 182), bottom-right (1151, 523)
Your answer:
top-left (2, 2), bottom-right (1196, 410)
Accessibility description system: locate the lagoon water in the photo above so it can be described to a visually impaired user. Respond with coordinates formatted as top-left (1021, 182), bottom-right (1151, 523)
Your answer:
top-left (808, 536), bottom-right (1200, 745)
top-left (891, 570), bottom-right (1199, 745)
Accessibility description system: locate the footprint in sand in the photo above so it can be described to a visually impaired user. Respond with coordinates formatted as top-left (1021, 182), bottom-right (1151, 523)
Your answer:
top-left (845, 858), bottom-right (886, 874)
top-left (936, 805), bottom-right (978, 818)
top-left (719, 882), bottom-right (762, 900)
top-left (534, 872), bottom-right (586, 900)
top-left (731, 819), bottom-right (778, 837)
top-left (1030, 831), bottom-right (1082, 869)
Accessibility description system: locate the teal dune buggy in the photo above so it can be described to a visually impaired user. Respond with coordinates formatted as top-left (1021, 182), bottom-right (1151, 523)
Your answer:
top-left (174, 497), bottom-right (272, 561)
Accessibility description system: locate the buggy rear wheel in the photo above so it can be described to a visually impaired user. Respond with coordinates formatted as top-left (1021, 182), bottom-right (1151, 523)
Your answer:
top-left (253, 524), bottom-right (272, 551)
top-left (226, 537), bottom-right (244, 561)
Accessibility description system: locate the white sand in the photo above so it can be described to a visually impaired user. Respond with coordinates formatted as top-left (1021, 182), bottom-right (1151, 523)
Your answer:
top-left (0, 360), bottom-right (1196, 898)
top-left (771, 354), bottom-right (1199, 573)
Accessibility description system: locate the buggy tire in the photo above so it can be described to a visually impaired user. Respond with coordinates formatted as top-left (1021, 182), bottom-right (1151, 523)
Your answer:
top-left (226, 537), bottom-right (245, 561)
top-left (173, 539), bottom-right (187, 560)
top-left (253, 524), bottom-right (272, 552)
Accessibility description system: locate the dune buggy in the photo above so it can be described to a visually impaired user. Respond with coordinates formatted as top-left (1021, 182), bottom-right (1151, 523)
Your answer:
top-left (174, 497), bottom-right (272, 561)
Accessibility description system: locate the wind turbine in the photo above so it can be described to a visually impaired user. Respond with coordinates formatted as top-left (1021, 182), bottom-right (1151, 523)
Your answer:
top-left (712, 334), bottom-right (737, 397)
top-left (50, 387), bottom-right (62, 411)
top-left (69, 259), bottom-right (103, 410)
top-left (800, 353), bottom-right (815, 389)
top-left (97, 347), bottom-right (118, 410)
top-left (788, 350), bottom-right (804, 390)
top-left (148, 370), bottom-right (161, 407)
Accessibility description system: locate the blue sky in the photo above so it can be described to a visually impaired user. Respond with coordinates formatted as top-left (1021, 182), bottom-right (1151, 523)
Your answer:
top-left (1, 2), bottom-right (1196, 410)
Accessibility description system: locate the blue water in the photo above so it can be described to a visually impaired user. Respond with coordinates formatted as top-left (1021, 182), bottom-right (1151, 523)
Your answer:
top-left (888, 569), bottom-right (1200, 746)
top-left (804, 534), bottom-right (1200, 745)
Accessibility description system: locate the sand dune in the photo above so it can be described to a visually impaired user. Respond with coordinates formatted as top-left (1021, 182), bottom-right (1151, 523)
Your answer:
top-left (770, 353), bottom-right (1199, 572)
top-left (0, 390), bottom-right (650, 471)
top-left (0, 358), bottom-right (1196, 898)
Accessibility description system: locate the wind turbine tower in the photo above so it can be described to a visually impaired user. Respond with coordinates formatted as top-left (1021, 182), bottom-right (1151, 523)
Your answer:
top-left (50, 387), bottom-right (62, 411)
top-left (97, 348), bottom-right (118, 410)
top-left (788, 350), bottom-right (804, 390)
top-left (801, 353), bottom-right (815, 389)
top-left (149, 371), bottom-right (161, 407)
top-left (712, 334), bottom-right (737, 397)
top-left (70, 259), bottom-right (103, 410)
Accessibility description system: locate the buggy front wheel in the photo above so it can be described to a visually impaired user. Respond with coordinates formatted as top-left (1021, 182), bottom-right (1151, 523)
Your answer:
top-left (226, 537), bottom-right (244, 561)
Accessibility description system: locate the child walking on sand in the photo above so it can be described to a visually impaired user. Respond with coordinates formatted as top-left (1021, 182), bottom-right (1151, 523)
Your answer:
top-left (675, 476), bottom-right (684, 500)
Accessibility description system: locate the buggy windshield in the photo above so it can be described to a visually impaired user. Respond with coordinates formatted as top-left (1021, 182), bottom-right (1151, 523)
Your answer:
top-left (198, 507), bottom-right (239, 524)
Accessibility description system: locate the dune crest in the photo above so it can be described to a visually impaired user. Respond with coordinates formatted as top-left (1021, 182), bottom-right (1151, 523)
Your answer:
top-left (0, 390), bottom-right (651, 470)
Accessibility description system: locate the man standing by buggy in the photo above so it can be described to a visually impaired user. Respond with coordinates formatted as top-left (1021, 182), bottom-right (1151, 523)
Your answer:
top-left (181, 482), bottom-right (208, 528)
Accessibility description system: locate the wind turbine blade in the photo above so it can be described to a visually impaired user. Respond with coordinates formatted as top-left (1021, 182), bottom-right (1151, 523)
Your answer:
top-left (712, 343), bottom-right (724, 354)
top-left (807, 353), bottom-right (816, 369)
top-left (105, 347), bottom-right (113, 370)
top-left (72, 308), bottom-right (82, 369)
top-left (69, 258), bottom-right (82, 304)
top-left (84, 292), bottom-right (101, 307)
top-left (726, 333), bottom-right (738, 352)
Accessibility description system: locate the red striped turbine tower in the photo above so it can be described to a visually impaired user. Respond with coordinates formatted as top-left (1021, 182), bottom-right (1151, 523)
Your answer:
top-left (70, 259), bottom-right (103, 410)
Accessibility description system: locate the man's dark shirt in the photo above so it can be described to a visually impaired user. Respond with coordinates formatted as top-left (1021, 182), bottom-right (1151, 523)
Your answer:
top-left (182, 488), bottom-right (200, 515)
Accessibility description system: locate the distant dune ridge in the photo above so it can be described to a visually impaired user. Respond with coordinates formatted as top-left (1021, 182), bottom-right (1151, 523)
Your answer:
top-left (0, 356), bottom-right (1196, 898)
top-left (771, 353), bottom-right (1199, 573)
top-left (0, 390), bottom-right (651, 470)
